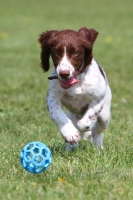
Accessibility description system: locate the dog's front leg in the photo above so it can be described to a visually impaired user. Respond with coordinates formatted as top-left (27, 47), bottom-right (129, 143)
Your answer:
top-left (77, 98), bottom-right (106, 132)
top-left (46, 93), bottom-right (80, 148)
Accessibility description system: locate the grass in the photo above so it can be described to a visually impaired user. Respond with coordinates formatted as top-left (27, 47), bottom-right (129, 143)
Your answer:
top-left (0, 0), bottom-right (133, 199)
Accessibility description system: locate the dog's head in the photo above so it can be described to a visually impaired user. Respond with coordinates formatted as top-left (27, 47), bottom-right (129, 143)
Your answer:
top-left (38, 27), bottom-right (98, 89)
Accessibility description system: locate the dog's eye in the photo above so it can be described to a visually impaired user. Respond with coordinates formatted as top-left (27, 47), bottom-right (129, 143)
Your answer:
top-left (53, 50), bottom-right (59, 56)
top-left (73, 51), bottom-right (79, 56)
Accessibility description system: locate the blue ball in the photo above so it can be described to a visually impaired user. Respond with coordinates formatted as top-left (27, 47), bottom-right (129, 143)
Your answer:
top-left (20, 141), bottom-right (52, 173)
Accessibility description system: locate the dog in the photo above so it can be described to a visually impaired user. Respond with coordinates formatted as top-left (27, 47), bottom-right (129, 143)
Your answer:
top-left (38, 27), bottom-right (112, 150)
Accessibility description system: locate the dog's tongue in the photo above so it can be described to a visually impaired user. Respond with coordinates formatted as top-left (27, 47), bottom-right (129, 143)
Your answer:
top-left (60, 77), bottom-right (78, 89)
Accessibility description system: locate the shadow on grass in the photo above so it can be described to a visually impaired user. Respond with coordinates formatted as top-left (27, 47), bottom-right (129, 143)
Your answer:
top-left (49, 140), bottom-right (94, 158)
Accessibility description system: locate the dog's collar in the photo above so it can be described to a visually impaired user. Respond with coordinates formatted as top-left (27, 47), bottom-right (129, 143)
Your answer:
top-left (48, 76), bottom-right (58, 80)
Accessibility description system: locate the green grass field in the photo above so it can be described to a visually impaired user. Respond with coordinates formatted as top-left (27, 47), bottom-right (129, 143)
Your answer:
top-left (0, 0), bottom-right (133, 199)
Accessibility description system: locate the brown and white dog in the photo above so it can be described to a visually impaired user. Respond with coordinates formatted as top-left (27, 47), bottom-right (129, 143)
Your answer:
top-left (38, 27), bottom-right (112, 150)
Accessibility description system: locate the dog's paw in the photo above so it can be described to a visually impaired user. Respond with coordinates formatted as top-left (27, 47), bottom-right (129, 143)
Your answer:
top-left (77, 119), bottom-right (94, 132)
top-left (81, 131), bottom-right (93, 141)
top-left (60, 123), bottom-right (80, 145)
top-left (92, 133), bottom-right (104, 149)
top-left (77, 115), bottom-right (97, 132)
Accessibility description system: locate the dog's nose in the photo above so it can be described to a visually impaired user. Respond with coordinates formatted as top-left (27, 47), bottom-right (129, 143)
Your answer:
top-left (59, 69), bottom-right (70, 79)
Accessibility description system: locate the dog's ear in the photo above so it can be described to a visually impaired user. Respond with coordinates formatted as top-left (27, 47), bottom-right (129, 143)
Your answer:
top-left (78, 27), bottom-right (98, 45)
top-left (78, 27), bottom-right (98, 66)
top-left (38, 31), bottom-right (58, 72)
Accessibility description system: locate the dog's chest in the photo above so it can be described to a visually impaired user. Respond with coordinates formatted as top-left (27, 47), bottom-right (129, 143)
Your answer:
top-left (61, 83), bottom-right (93, 114)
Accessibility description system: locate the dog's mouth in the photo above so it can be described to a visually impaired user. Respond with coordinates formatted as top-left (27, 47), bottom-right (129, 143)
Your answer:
top-left (59, 77), bottom-right (79, 89)
top-left (48, 76), bottom-right (79, 89)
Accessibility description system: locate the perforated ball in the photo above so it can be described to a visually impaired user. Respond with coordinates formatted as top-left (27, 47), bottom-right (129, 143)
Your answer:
top-left (20, 142), bottom-right (52, 173)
